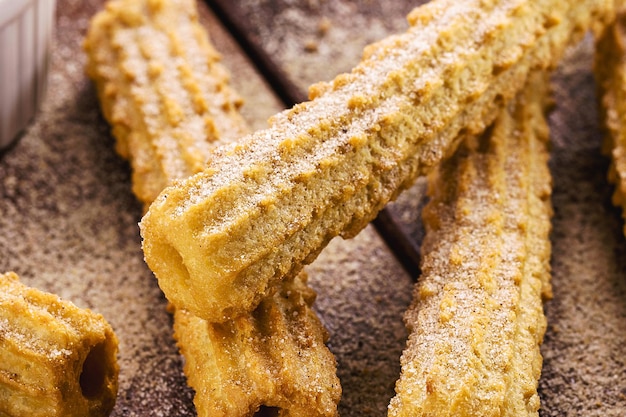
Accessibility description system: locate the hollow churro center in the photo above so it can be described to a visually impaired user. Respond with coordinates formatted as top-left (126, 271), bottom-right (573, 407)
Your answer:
top-left (255, 406), bottom-right (281, 417)
top-left (79, 342), bottom-right (108, 399)
top-left (149, 239), bottom-right (194, 304)
top-left (158, 241), bottom-right (189, 283)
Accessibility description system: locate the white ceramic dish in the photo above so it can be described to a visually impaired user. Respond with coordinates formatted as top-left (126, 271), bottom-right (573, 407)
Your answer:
top-left (0, 0), bottom-right (56, 150)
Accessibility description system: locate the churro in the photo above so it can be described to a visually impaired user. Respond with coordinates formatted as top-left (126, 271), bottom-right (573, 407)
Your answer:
top-left (388, 72), bottom-right (553, 417)
top-left (84, 0), bottom-right (247, 209)
top-left (85, 1), bottom-right (341, 415)
top-left (0, 272), bottom-right (119, 417)
top-left (595, 6), bottom-right (626, 236)
top-left (140, 0), bottom-right (610, 322)
top-left (174, 272), bottom-right (339, 417)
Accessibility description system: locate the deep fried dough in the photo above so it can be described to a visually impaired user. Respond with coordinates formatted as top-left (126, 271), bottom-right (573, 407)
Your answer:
top-left (85, 1), bottom-right (340, 415)
top-left (140, 0), bottom-right (610, 322)
top-left (174, 272), bottom-right (340, 417)
top-left (0, 272), bottom-right (119, 417)
top-left (84, 0), bottom-right (248, 209)
top-left (388, 72), bottom-right (553, 417)
top-left (595, 7), bottom-right (626, 236)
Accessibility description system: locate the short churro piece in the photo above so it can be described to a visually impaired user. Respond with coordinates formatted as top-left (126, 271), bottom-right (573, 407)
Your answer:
top-left (84, 0), bottom-right (247, 209)
top-left (174, 272), bottom-right (340, 417)
top-left (387, 73), bottom-right (553, 417)
top-left (0, 272), bottom-right (119, 417)
top-left (85, 1), bottom-right (340, 415)
top-left (140, 0), bottom-right (609, 322)
top-left (595, 7), bottom-right (626, 236)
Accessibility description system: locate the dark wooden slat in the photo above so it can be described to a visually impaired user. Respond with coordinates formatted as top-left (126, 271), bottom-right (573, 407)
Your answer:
top-left (204, 0), bottom-right (308, 106)
top-left (372, 210), bottom-right (421, 278)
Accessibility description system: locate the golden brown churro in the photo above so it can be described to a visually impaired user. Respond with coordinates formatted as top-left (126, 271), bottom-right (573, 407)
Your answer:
top-left (140, 0), bottom-right (610, 323)
top-left (595, 7), bottom-right (626, 236)
top-left (85, 1), bottom-right (340, 415)
top-left (84, 0), bottom-right (247, 209)
top-left (0, 272), bottom-right (119, 417)
top-left (174, 272), bottom-right (339, 417)
top-left (388, 73), bottom-right (553, 417)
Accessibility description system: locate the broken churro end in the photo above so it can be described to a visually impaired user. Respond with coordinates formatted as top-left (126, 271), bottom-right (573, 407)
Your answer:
top-left (0, 271), bottom-right (119, 417)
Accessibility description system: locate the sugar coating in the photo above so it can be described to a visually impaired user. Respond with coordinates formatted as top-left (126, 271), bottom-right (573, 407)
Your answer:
top-left (85, 1), bottom-right (341, 415)
top-left (0, 272), bottom-right (119, 417)
top-left (140, 0), bottom-right (612, 323)
top-left (388, 72), bottom-right (552, 417)
top-left (84, 0), bottom-right (248, 209)
top-left (174, 272), bottom-right (340, 417)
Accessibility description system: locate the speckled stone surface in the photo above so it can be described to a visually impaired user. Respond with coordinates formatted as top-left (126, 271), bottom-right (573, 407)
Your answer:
top-left (1, 1), bottom-right (626, 416)
top-left (538, 37), bottom-right (626, 416)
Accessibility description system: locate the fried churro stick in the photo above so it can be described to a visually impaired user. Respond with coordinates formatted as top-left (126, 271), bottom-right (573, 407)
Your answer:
top-left (595, 7), bottom-right (626, 236)
top-left (174, 274), bottom-right (339, 417)
top-left (85, 1), bottom-right (340, 415)
top-left (387, 72), bottom-right (553, 417)
top-left (140, 0), bottom-right (610, 323)
top-left (174, 272), bottom-right (339, 417)
top-left (0, 272), bottom-right (119, 417)
top-left (172, 272), bottom-right (340, 417)
top-left (83, 0), bottom-right (247, 209)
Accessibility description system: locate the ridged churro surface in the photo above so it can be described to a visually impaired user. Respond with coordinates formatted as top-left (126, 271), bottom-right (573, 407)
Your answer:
top-left (0, 272), bottom-right (119, 417)
top-left (84, 0), bottom-right (248, 209)
top-left (85, 1), bottom-right (341, 415)
top-left (595, 8), bottom-right (626, 236)
top-left (388, 73), bottom-right (553, 417)
top-left (140, 0), bottom-right (610, 322)
top-left (174, 272), bottom-right (340, 417)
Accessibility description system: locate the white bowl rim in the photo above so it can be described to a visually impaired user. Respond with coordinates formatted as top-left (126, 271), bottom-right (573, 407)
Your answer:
top-left (0, 0), bottom-right (38, 29)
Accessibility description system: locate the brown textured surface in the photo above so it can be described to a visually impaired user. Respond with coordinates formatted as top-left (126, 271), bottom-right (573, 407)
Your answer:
top-left (596, 9), bottom-right (626, 237)
top-left (539, 37), bottom-right (626, 416)
top-left (0, 1), bottom-right (625, 417)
